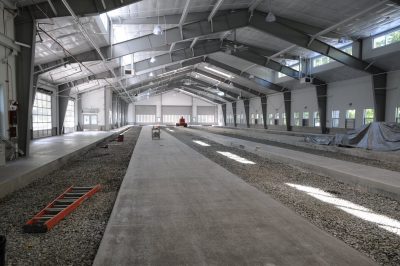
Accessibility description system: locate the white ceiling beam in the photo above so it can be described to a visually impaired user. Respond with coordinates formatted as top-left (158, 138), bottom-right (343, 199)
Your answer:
top-left (179, 0), bottom-right (193, 26)
top-left (248, 0), bottom-right (262, 12)
top-left (190, 37), bottom-right (199, 49)
top-left (208, 0), bottom-right (225, 21)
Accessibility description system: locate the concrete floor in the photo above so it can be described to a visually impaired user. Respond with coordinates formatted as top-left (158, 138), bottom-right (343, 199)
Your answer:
top-left (94, 127), bottom-right (376, 265)
top-left (0, 130), bottom-right (119, 198)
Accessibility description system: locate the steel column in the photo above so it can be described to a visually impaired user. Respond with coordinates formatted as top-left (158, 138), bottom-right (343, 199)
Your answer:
top-left (222, 104), bottom-right (227, 126)
top-left (315, 84), bottom-right (328, 134)
top-left (244, 99), bottom-right (250, 128)
top-left (283, 91), bottom-right (292, 131)
top-left (58, 83), bottom-right (72, 134)
top-left (232, 101), bottom-right (237, 127)
top-left (372, 73), bottom-right (387, 122)
top-left (15, 15), bottom-right (36, 156)
top-left (261, 95), bottom-right (267, 129)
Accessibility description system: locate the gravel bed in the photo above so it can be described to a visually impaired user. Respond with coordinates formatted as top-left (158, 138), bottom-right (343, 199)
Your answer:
top-left (0, 126), bottom-right (141, 266)
top-left (167, 128), bottom-right (400, 265)
top-left (193, 127), bottom-right (400, 172)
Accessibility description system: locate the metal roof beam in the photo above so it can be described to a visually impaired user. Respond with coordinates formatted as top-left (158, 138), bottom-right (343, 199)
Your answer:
top-left (208, 0), bottom-right (225, 21)
top-left (19, 0), bottom-right (143, 19)
top-left (249, 11), bottom-right (386, 76)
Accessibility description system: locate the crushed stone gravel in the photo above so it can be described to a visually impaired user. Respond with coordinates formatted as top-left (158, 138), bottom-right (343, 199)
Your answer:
top-left (168, 127), bottom-right (400, 265)
top-left (0, 126), bottom-right (141, 266)
top-left (193, 127), bottom-right (400, 172)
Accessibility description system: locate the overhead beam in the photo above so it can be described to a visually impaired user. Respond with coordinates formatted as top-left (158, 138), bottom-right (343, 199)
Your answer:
top-left (208, 0), bottom-right (225, 21)
top-left (249, 11), bottom-right (385, 76)
top-left (196, 67), bottom-right (264, 97)
top-left (204, 57), bottom-right (284, 93)
top-left (179, 0), bottom-right (194, 25)
top-left (188, 75), bottom-right (240, 99)
top-left (20, 0), bottom-right (143, 19)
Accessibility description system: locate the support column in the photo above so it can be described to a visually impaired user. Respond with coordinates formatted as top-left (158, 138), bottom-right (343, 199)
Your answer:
top-left (283, 91), bottom-right (292, 131)
top-left (221, 104), bottom-right (227, 126)
top-left (244, 99), bottom-right (250, 128)
top-left (372, 73), bottom-right (387, 122)
top-left (315, 84), bottom-right (328, 134)
top-left (261, 95), bottom-right (267, 129)
top-left (15, 15), bottom-right (36, 156)
top-left (58, 83), bottom-right (72, 134)
top-left (232, 102), bottom-right (237, 127)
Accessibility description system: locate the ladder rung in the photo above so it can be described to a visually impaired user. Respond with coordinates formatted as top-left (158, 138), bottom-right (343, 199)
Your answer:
top-left (65, 193), bottom-right (85, 197)
top-left (72, 187), bottom-right (94, 190)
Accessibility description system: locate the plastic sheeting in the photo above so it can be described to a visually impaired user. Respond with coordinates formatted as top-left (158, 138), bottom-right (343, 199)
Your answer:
top-left (304, 122), bottom-right (400, 151)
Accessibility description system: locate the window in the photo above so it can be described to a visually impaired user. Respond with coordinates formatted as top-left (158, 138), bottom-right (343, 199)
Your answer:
top-left (396, 107), bottom-right (400, 123)
top-left (363, 109), bottom-right (374, 125)
top-left (274, 113), bottom-right (280, 125)
top-left (312, 46), bottom-right (353, 67)
top-left (278, 64), bottom-right (300, 78)
top-left (136, 114), bottom-right (156, 123)
top-left (302, 112), bottom-right (309, 127)
top-left (32, 91), bottom-right (52, 138)
top-left (345, 109), bottom-right (356, 129)
top-left (163, 115), bottom-right (190, 124)
top-left (250, 113), bottom-right (255, 125)
top-left (63, 100), bottom-right (75, 133)
top-left (294, 112), bottom-right (300, 126)
top-left (282, 112), bottom-right (286, 125)
top-left (198, 115), bottom-right (214, 123)
top-left (268, 114), bottom-right (274, 125)
top-left (342, 46), bottom-right (353, 55)
top-left (373, 29), bottom-right (400, 49)
top-left (100, 13), bottom-right (109, 32)
top-left (313, 111), bottom-right (320, 127)
top-left (332, 110), bottom-right (340, 128)
top-left (313, 56), bottom-right (333, 67)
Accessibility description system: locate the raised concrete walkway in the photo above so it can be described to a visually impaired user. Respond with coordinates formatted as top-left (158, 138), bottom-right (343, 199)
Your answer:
top-left (0, 127), bottom-right (128, 199)
top-left (183, 127), bottom-right (400, 201)
top-left (94, 126), bottom-right (375, 265)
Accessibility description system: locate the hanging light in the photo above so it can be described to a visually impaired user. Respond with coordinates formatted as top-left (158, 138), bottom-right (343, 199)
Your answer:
top-left (265, 0), bottom-right (276, 23)
top-left (149, 72), bottom-right (154, 77)
top-left (217, 90), bottom-right (225, 96)
top-left (150, 56), bottom-right (156, 63)
top-left (153, 25), bottom-right (163, 35)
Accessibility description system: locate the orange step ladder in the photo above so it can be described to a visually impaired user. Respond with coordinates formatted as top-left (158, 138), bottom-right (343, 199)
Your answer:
top-left (23, 185), bottom-right (101, 233)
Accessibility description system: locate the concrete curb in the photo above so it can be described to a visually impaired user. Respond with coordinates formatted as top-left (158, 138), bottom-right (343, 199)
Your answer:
top-left (0, 127), bottom-right (131, 199)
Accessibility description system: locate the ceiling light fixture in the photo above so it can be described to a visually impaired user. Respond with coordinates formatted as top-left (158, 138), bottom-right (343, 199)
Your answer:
top-left (265, 0), bottom-right (276, 23)
top-left (153, 25), bottom-right (163, 35)
top-left (149, 72), bottom-right (154, 77)
top-left (153, 0), bottom-right (163, 35)
top-left (204, 66), bottom-right (232, 79)
top-left (150, 56), bottom-right (156, 63)
top-left (217, 90), bottom-right (225, 96)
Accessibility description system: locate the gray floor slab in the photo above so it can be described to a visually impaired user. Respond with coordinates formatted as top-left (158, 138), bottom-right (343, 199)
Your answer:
top-left (94, 126), bottom-right (376, 266)
top-left (0, 129), bottom-right (126, 198)
top-left (182, 128), bottom-right (400, 201)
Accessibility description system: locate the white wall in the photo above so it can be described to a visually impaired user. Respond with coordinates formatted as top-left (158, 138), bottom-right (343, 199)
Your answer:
top-left (80, 88), bottom-right (106, 129)
top-left (327, 76), bottom-right (374, 128)
top-left (291, 86), bottom-right (318, 127)
top-left (129, 91), bottom-right (217, 124)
